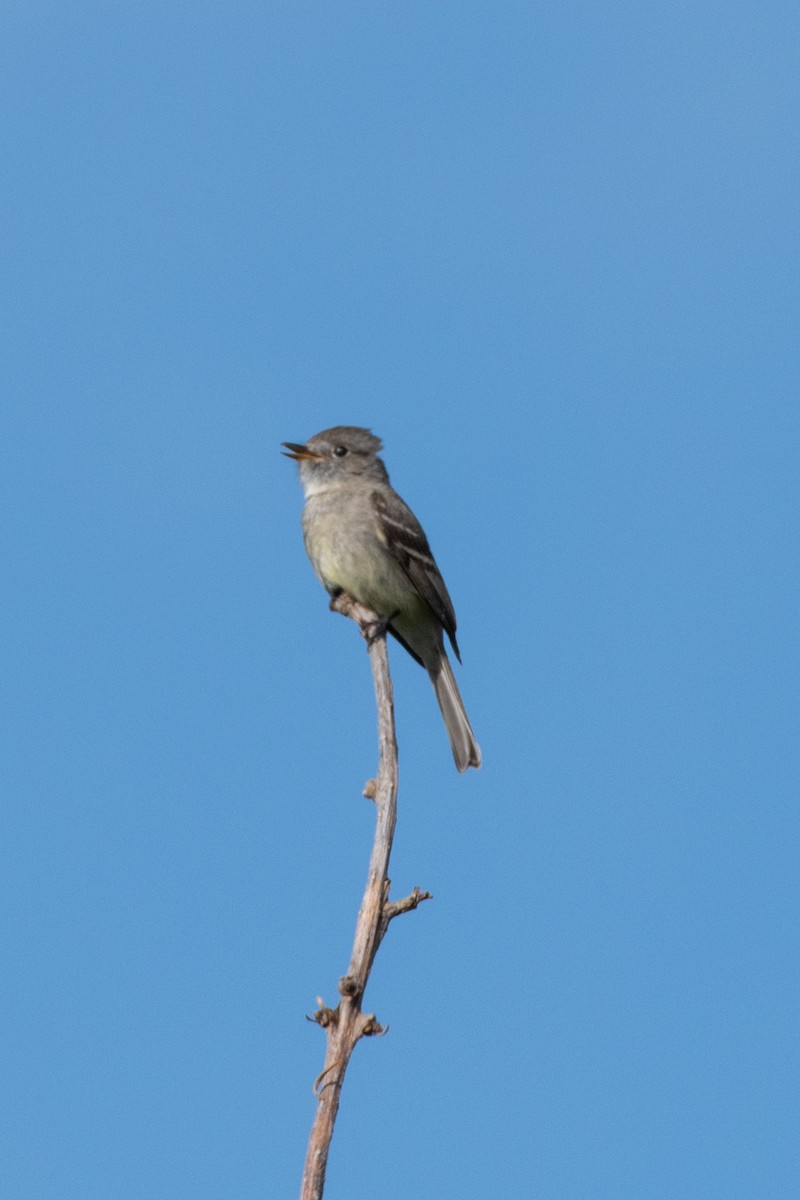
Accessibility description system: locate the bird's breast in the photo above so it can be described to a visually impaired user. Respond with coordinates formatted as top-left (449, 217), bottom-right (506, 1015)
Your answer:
top-left (302, 492), bottom-right (406, 614)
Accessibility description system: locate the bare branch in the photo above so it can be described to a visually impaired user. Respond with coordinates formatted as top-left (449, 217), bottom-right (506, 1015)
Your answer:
top-left (383, 886), bottom-right (433, 924)
top-left (299, 594), bottom-right (429, 1200)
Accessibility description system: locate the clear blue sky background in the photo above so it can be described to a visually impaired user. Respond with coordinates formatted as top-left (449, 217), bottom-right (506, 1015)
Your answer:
top-left (3, 3), bottom-right (798, 1198)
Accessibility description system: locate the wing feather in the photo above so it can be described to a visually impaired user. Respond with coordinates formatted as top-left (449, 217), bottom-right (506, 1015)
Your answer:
top-left (371, 489), bottom-right (461, 660)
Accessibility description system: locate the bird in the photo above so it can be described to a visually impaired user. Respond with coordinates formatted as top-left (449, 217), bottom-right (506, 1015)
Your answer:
top-left (282, 426), bottom-right (481, 772)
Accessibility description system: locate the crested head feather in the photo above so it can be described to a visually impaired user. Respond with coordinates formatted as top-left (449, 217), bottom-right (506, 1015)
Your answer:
top-left (306, 427), bottom-right (383, 455)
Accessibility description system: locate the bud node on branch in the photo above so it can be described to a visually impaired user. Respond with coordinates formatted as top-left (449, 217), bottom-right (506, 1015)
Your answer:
top-left (338, 975), bottom-right (359, 998)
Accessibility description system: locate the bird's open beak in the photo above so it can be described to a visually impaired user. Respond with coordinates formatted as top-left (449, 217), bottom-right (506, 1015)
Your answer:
top-left (281, 442), bottom-right (324, 461)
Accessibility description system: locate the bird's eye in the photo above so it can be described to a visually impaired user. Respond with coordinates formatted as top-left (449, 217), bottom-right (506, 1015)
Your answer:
top-left (333, 445), bottom-right (348, 457)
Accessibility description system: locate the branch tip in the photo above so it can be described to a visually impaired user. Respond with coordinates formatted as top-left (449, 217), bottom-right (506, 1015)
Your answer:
top-left (383, 886), bottom-right (433, 924)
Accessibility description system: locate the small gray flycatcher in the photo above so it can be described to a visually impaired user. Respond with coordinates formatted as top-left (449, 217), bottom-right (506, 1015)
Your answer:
top-left (283, 426), bottom-right (481, 772)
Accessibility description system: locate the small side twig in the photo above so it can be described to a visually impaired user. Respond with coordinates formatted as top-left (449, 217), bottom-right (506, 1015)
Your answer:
top-left (299, 594), bottom-right (431, 1200)
top-left (380, 886), bottom-right (433, 940)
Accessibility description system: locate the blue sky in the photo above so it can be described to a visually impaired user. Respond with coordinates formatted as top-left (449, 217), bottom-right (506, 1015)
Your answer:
top-left (3, 3), bottom-right (798, 1197)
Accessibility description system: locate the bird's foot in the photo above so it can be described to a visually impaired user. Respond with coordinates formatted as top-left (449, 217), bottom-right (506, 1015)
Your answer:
top-left (362, 611), bottom-right (399, 647)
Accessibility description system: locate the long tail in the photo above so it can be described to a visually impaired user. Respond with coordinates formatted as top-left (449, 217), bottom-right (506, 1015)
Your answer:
top-left (430, 652), bottom-right (481, 773)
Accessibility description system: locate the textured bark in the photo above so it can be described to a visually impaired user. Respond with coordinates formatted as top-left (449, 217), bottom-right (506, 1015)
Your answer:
top-left (299, 595), bottom-right (431, 1200)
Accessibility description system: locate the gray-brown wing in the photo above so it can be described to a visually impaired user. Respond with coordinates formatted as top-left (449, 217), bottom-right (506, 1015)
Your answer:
top-left (371, 488), bottom-right (461, 661)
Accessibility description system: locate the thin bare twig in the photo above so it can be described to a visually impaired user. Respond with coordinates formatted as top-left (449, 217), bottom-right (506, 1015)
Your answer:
top-left (299, 594), bottom-right (432, 1200)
